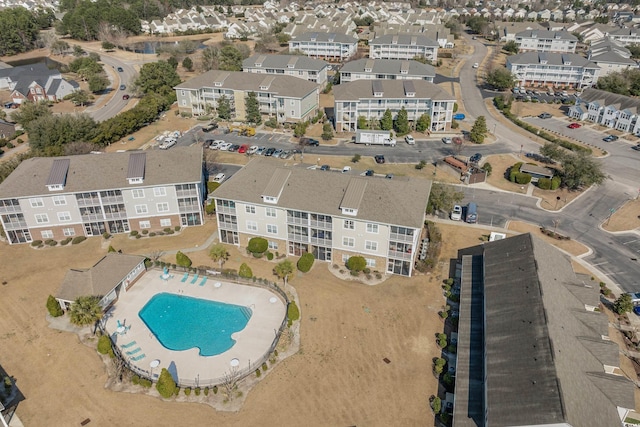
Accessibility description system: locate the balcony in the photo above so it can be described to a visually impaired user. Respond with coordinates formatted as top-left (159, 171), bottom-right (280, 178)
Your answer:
top-left (100, 195), bottom-right (124, 204)
top-left (216, 205), bottom-right (236, 214)
top-left (287, 233), bottom-right (308, 243)
top-left (3, 220), bottom-right (28, 230)
top-left (218, 221), bottom-right (238, 231)
top-left (104, 211), bottom-right (128, 220)
top-left (310, 236), bottom-right (332, 246)
top-left (0, 205), bottom-right (22, 214)
top-left (176, 189), bottom-right (198, 198)
top-left (390, 232), bottom-right (414, 243)
top-left (77, 198), bottom-right (100, 207)
top-left (81, 213), bottom-right (104, 222)
top-left (310, 220), bottom-right (332, 230)
top-left (286, 216), bottom-right (308, 225)
top-left (388, 249), bottom-right (414, 261)
top-left (178, 203), bottom-right (200, 213)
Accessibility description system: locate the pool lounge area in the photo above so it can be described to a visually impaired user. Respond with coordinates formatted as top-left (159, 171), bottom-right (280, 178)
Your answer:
top-left (104, 271), bottom-right (288, 387)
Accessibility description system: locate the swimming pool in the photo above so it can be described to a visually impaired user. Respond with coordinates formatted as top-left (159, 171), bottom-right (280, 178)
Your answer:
top-left (138, 292), bottom-right (252, 357)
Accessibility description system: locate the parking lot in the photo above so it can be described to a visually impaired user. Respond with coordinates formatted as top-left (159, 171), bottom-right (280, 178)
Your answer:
top-left (512, 89), bottom-right (579, 105)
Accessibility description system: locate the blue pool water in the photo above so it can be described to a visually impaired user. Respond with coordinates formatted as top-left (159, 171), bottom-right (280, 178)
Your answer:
top-left (138, 293), bottom-right (252, 357)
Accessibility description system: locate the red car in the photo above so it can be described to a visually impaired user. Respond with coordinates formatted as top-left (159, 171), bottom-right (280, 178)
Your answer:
top-left (568, 122), bottom-right (581, 129)
top-left (238, 144), bottom-right (249, 154)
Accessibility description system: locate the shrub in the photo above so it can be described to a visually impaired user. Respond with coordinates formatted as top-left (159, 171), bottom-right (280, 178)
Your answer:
top-left (176, 251), bottom-right (192, 268)
top-left (351, 154), bottom-right (361, 163)
top-left (262, 362), bottom-right (268, 372)
top-left (204, 387), bottom-right (209, 396)
top-left (238, 263), bottom-right (253, 278)
top-left (551, 176), bottom-right (561, 190)
top-left (287, 300), bottom-right (300, 327)
top-left (346, 256), bottom-right (367, 272)
top-left (195, 387), bottom-right (201, 396)
top-left (433, 358), bottom-right (446, 375)
top-left (255, 369), bottom-right (261, 377)
top-left (363, 267), bottom-right (371, 274)
top-left (481, 162), bottom-right (492, 176)
top-left (97, 335), bottom-right (112, 354)
top-left (102, 232), bottom-right (111, 239)
top-left (509, 162), bottom-right (523, 182)
top-left (60, 237), bottom-right (72, 245)
top-left (213, 385), bottom-right (218, 394)
top-left (46, 295), bottom-right (64, 317)
top-left (140, 379), bottom-right (152, 388)
top-left (537, 177), bottom-right (551, 189)
top-left (164, 227), bottom-right (172, 233)
top-left (437, 333), bottom-right (447, 348)
top-left (184, 387), bottom-right (191, 396)
top-left (247, 237), bottom-right (268, 254)
top-left (108, 245), bottom-right (117, 253)
top-left (297, 253), bottom-right (314, 272)
top-left (31, 240), bottom-right (42, 247)
top-left (132, 375), bottom-right (140, 385)
top-left (174, 387), bottom-right (180, 396)
top-left (156, 368), bottom-right (177, 398)
top-left (130, 230), bottom-right (139, 236)
top-left (174, 226), bottom-right (180, 232)
top-left (439, 311), bottom-right (449, 319)
top-left (149, 232), bottom-right (156, 237)
top-left (431, 396), bottom-right (442, 413)
top-left (142, 229), bottom-right (149, 235)
top-left (266, 251), bottom-right (274, 261)
top-left (71, 236), bottom-right (86, 245)
top-left (514, 172), bottom-right (532, 185)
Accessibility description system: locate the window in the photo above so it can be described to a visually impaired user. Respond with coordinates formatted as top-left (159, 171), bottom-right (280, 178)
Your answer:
top-left (157, 202), bottom-right (169, 213)
top-left (264, 196), bottom-right (277, 204)
top-left (53, 195), bottom-right (66, 206)
top-left (344, 219), bottom-right (354, 230)
top-left (343, 237), bottom-right (355, 247)
top-left (365, 241), bottom-right (378, 251)
top-left (132, 189), bottom-right (145, 199)
top-left (366, 223), bottom-right (379, 233)
top-left (30, 198), bottom-right (44, 208)
top-left (154, 187), bottom-right (166, 197)
top-left (57, 211), bottom-right (71, 222)
top-left (139, 221), bottom-right (151, 229)
top-left (266, 207), bottom-right (277, 217)
top-left (135, 205), bottom-right (148, 214)
top-left (267, 224), bottom-right (278, 234)
top-left (160, 218), bottom-right (171, 227)
top-left (245, 205), bottom-right (256, 214)
top-left (246, 221), bottom-right (258, 231)
top-left (35, 213), bottom-right (49, 224)
top-left (268, 241), bottom-right (278, 250)
top-left (63, 228), bottom-right (76, 237)
top-left (41, 230), bottom-right (53, 239)
top-left (366, 258), bottom-right (376, 267)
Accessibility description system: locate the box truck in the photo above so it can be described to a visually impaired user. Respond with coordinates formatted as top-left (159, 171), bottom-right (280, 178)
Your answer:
top-left (353, 130), bottom-right (395, 146)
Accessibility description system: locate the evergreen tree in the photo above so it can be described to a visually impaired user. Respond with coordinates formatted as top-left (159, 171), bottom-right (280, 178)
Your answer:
top-left (245, 91), bottom-right (261, 125)
top-left (182, 56), bottom-right (193, 71)
top-left (380, 109), bottom-right (393, 130)
top-left (69, 295), bottom-right (102, 327)
top-left (416, 113), bottom-right (431, 132)
top-left (217, 95), bottom-right (231, 120)
top-left (394, 107), bottom-right (410, 135)
top-left (321, 122), bottom-right (333, 140)
top-left (357, 116), bottom-right (368, 129)
top-left (469, 115), bottom-right (488, 144)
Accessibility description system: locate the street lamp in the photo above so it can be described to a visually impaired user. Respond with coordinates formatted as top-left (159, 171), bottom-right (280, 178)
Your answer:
top-left (493, 123), bottom-right (497, 135)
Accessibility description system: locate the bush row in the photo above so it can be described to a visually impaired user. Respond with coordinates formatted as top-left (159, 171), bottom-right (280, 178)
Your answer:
top-left (30, 235), bottom-right (85, 248)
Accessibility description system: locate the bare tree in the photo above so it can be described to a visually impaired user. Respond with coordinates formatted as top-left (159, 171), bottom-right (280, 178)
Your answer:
top-left (221, 366), bottom-right (239, 400)
top-left (452, 136), bottom-right (465, 156)
top-left (64, 141), bottom-right (100, 155)
top-left (147, 250), bottom-right (165, 263)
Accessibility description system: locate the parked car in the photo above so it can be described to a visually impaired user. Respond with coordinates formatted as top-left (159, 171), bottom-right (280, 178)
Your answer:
top-left (209, 140), bottom-right (224, 150)
top-left (342, 166), bottom-right (352, 173)
top-left (227, 144), bottom-right (240, 152)
top-left (280, 150), bottom-right (292, 159)
top-left (632, 145), bottom-right (640, 151)
top-left (247, 145), bottom-right (259, 155)
top-left (212, 173), bottom-right (226, 183)
top-left (117, 67), bottom-right (124, 72)
top-left (122, 94), bottom-right (130, 100)
top-left (272, 149), bottom-right (283, 158)
top-left (264, 147), bottom-right (276, 156)
top-left (442, 137), bottom-right (452, 144)
top-left (364, 169), bottom-right (374, 176)
top-left (238, 144), bottom-right (249, 153)
top-left (538, 112), bottom-right (552, 119)
top-left (300, 137), bottom-right (319, 146)
top-left (385, 173), bottom-right (394, 179)
top-left (568, 122), bottom-right (581, 129)
top-left (451, 205), bottom-right (462, 221)
top-left (119, 84), bottom-right (126, 90)
top-left (320, 164), bottom-right (330, 171)
top-left (603, 135), bottom-right (619, 142)
top-left (202, 122), bottom-right (218, 132)
top-left (405, 135), bottom-right (415, 145)
top-left (255, 146), bottom-right (266, 155)
top-left (218, 142), bottom-right (232, 151)
top-left (472, 62), bottom-right (479, 68)
top-left (159, 138), bottom-right (176, 150)
top-left (633, 305), bottom-right (640, 316)
top-left (374, 155), bottom-right (385, 164)
top-left (469, 153), bottom-right (482, 163)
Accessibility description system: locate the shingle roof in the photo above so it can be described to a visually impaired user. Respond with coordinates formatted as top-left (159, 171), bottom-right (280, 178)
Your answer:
top-left (292, 31), bottom-right (358, 44)
top-left (579, 87), bottom-right (640, 113)
top-left (591, 50), bottom-right (638, 65)
top-left (508, 52), bottom-right (599, 68)
top-left (340, 58), bottom-right (435, 77)
top-left (243, 54), bottom-right (329, 72)
top-left (213, 157), bottom-right (431, 229)
top-left (369, 33), bottom-right (439, 47)
top-left (56, 253), bottom-right (146, 302)
top-left (175, 70), bottom-right (318, 99)
top-left (516, 29), bottom-right (578, 41)
top-left (0, 146), bottom-right (203, 198)
top-left (333, 79), bottom-right (454, 101)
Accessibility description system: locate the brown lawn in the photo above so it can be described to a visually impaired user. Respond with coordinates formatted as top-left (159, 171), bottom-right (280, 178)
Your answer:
top-left (507, 221), bottom-right (589, 257)
top-left (603, 198), bottom-right (640, 232)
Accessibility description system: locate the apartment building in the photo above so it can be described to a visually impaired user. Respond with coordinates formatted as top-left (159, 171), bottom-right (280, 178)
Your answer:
top-left (288, 32), bottom-right (358, 61)
top-left (568, 88), bottom-right (640, 134)
top-left (369, 34), bottom-right (439, 62)
top-left (0, 147), bottom-right (205, 245)
top-left (507, 52), bottom-right (600, 89)
top-left (175, 70), bottom-right (319, 123)
top-left (514, 30), bottom-right (578, 53)
top-left (213, 157), bottom-right (432, 277)
top-left (588, 38), bottom-right (639, 76)
top-left (333, 79), bottom-right (455, 133)
top-left (242, 54), bottom-right (330, 85)
top-left (339, 58), bottom-right (435, 83)
top-left (606, 27), bottom-right (640, 46)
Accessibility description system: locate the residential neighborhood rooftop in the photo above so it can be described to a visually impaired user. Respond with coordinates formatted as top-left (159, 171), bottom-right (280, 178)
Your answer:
top-left (340, 58), bottom-right (436, 77)
top-left (333, 79), bottom-right (454, 101)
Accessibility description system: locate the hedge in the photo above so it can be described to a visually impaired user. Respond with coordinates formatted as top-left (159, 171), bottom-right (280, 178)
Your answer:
top-left (514, 172), bottom-right (532, 185)
top-left (46, 295), bottom-right (64, 317)
top-left (71, 236), bottom-right (86, 245)
top-left (247, 237), bottom-right (268, 254)
top-left (509, 162), bottom-right (524, 182)
top-left (176, 251), bottom-right (192, 268)
top-left (287, 300), bottom-right (300, 327)
top-left (538, 177), bottom-right (552, 189)
top-left (238, 263), bottom-right (253, 278)
top-left (297, 253), bottom-right (314, 273)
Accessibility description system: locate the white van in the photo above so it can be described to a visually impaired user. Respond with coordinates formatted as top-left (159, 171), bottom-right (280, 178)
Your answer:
top-left (159, 138), bottom-right (176, 150)
top-left (212, 173), bottom-right (226, 183)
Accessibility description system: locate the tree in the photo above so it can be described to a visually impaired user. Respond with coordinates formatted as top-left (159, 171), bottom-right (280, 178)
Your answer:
top-left (101, 40), bottom-right (115, 50)
top-left (135, 61), bottom-right (181, 99)
top-left (321, 122), bottom-right (333, 140)
top-left (503, 40), bottom-right (519, 54)
top-left (218, 45), bottom-right (243, 71)
top-left (0, 8), bottom-right (40, 56)
top-left (560, 151), bottom-right (607, 189)
top-left (426, 183), bottom-right (464, 214)
top-left (467, 16), bottom-right (488, 34)
top-left (297, 253), bottom-right (314, 272)
top-left (27, 113), bottom-right (98, 155)
top-left (469, 116), bottom-right (488, 143)
top-left (276, 33), bottom-right (290, 45)
top-left (167, 56), bottom-right (178, 70)
top-left (485, 68), bottom-right (516, 90)
top-left (201, 46), bottom-right (219, 71)
top-left (51, 39), bottom-right (70, 55)
top-left (209, 243), bottom-right (229, 269)
top-left (628, 43), bottom-right (640, 59)
top-left (88, 73), bottom-right (109, 93)
top-left (394, 107), bottom-right (410, 135)
top-left (73, 44), bottom-right (85, 57)
top-left (69, 295), bottom-right (102, 327)
top-left (416, 113), bottom-right (431, 132)
top-left (11, 101), bottom-right (51, 127)
top-left (357, 115), bottom-right (368, 129)
top-left (273, 259), bottom-right (294, 287)
top-left (176, 251), bottom-right (192, 268)
top-left (346, 256), bottom-right (366, 272)
top-left (245, 91), bottom-right (261, 125)
top-left (380, 109), bottom-right (393, 130)
top-left (614, 293), bottom-right (633, 315)
top-left (238, 263), bottom-right (253, 278)
top-left (69, 89), bottom-right (91, 106)
top-left (217, 95), bottom-right (231, 120)
top-left (156, 368), bottom-right (177, 398)
top-left (481, 162), bottom-right (492, 176)
top-left (46, 295), bottom-right (64, 317)
top-left (293, 121), bottom-right (307, 137)
top-left (182, 56), bottom-right (193, 71)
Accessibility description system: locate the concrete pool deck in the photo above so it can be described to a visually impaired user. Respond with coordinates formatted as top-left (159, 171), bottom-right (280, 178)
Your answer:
top-left (105, 271), bottom-right (287, 387)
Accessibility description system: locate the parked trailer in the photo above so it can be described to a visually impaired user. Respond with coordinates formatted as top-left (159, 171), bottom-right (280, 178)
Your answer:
top-left (353, 130), bottom-right (395, 146)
